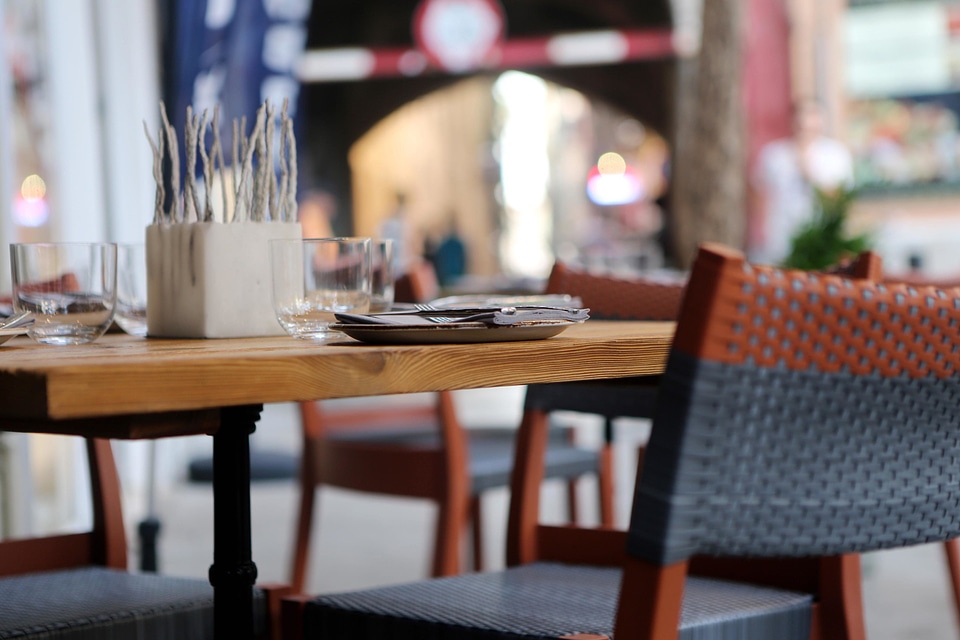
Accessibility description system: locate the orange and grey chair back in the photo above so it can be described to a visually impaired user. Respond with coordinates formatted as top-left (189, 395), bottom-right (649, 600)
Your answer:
top-left (630, 243), bottom-right (960, 565)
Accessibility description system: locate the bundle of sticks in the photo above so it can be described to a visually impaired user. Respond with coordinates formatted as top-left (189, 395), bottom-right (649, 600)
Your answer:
top-left (144, 99), bottom-right (297, 224)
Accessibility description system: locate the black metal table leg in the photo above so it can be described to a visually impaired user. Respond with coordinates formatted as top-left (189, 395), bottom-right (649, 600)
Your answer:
top-left (209, 404), bottom-right (262, 640)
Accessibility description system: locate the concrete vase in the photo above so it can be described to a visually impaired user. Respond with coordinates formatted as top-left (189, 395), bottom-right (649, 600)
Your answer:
top-left (146, 221), bottom-right (302, 338)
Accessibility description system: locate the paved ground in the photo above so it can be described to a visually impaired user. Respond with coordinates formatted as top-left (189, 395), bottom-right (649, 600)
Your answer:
top-left (137, 391), bottom-right (960, 640)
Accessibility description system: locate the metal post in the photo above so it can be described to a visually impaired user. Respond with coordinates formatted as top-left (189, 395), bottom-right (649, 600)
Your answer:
top-left (208, 404), bottom-right (261, 640)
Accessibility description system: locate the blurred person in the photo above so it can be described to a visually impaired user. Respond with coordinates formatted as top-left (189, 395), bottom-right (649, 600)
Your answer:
top-left (750, 99), bottom-right (853, 265)
top-left (378, 192), bottom-right (421, 274)
top-left (428, 219), bottom-right (467, 286)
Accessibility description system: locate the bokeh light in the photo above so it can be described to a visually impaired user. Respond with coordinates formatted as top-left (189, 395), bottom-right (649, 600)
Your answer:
top-left (21, 174), bottom-right (46, 201)
top-left (587, 154), bottom-right (643, 206)
top-left (596, 152), bottom-right (626, 176)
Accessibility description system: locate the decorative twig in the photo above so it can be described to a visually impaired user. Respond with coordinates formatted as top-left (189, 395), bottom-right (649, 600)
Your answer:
top-left (231, 118), bottom-right (241, 221)
top-left (277, 101), bottom-right (290, 223)
top-left (212, 106), bottom-right (228, 223)
top-left (159, 102), bottom-right (180, 222)
top-left (253, 102), bottom-right (272, 222)
top-left (157, 127), bottom-right (166, 222)
top-left (285, 110), bottom-right (298, 223)
top-left (265, 102), bottom-right (278, 222)
top-left (143, 121), bottom-right (164, 224)
top-left (236, 107), bottom-right (265, 223)
top-left (252, 118), bottom-right (265, 221)
top-left (184, 107), bottom-right (203, 222)
top-left (197, 109), bottom-right (214, 222)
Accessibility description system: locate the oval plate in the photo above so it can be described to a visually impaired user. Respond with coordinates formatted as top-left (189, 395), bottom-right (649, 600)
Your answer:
top-left (332, 321), bottom-right (579, 345)
top-left (0, 327), bottom-right (28, 346)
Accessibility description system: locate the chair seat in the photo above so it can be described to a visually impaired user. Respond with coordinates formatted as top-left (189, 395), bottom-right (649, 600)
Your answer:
top-left (303, 562), bottom-right (812, 640)
top-left (467, 428), bottom-right (599, 494)
top-left (523, 378), bottom-right (661, 418)
top-left (0, 567), bottom-right (267, 640)
top-left (328, 426), bottom-right (599, 495)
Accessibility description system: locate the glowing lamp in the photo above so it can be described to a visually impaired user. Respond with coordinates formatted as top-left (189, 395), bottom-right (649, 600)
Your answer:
top-left (15, 175), bottom-right (49, 227)
top-left (586, 153), bottom-right (643, 206)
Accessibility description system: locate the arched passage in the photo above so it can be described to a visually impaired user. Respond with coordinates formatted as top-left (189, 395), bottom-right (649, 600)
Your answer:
top-left (337, 73), bottom-right (669, 282)
top-left (297, 0), bottom-right (675, 280)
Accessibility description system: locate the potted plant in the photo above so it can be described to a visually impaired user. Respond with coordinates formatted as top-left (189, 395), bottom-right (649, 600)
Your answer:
top-left (144, 100), bottom-right (302, 338)
top-left (782, 186), bottom-right (871, 271)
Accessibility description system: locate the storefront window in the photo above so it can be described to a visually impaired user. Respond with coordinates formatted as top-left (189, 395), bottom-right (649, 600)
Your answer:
top-left (846, 0), bottom-right (960, 192)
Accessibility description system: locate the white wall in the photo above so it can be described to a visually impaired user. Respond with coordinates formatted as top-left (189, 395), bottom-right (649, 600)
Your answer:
top-left (41, 0), bottom-right (108, 242)
top-left (0, 0), bottom-right (161, 536)
top-left (93, 0), bottom-right (160, 243)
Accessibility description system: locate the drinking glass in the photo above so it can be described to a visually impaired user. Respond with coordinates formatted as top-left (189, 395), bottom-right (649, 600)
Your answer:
top-left (115, 243), bottom-right (148, 337)
top-left (10, 242), bottom-right (117, 345)
top-left (369, 239), bottom-right (395, 313)
top-left (271, 237), bottom-right (371, 341)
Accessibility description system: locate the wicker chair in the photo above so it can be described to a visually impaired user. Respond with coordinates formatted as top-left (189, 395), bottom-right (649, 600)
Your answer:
top-left (282, 242), bottom-right (960, 639)
top-left (0, 437), bottom-right (286, 639)
top-left (289, 259), bottom-right (607, 592)
top-left (510, 254), bottom-right (882, 561)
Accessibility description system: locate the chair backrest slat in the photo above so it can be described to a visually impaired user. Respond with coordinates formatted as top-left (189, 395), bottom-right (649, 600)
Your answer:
top-left (0, 437), bottom-right (127, 576)
top-left (628, 243), bottom-right (960, 565)
top-left (544, 262), bottom-right (685, 321)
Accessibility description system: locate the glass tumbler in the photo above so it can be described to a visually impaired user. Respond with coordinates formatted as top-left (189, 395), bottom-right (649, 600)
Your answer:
top-left (115, 243), bottom-right (148, 337)
top-left (369, 239), bottom-right (395, 313)
top-left (10, 242), bottom-right (118, 345)
top-left (271, 237), bottom-right (371, 341)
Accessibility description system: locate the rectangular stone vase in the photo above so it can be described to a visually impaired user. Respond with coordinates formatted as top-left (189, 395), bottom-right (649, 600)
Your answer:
top-left (146, 221), bottom-right (302, 338)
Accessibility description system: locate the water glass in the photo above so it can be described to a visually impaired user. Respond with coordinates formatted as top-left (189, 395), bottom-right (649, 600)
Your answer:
top-left (369, 239), bottom-right (395, 313)
top-left (115, 243), bottom-right (148, 337)
top-left (10, 242), bottom-right (117, 345)
top-left (271, 237), bottom-right (371, 341)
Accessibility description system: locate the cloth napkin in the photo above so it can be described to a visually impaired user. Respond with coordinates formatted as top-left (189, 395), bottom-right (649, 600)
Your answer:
top-left (334, 306), bottom-right (590, 327)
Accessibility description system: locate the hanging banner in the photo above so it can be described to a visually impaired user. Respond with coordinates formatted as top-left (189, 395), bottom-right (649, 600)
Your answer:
top-left (161, 0), bottom-right (311, 162)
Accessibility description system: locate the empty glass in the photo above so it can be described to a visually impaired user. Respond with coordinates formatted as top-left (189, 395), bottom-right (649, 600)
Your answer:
top-left (271, 237), bottom-right (371, 341)
top-left (369, 239), bottom-right (395, 313)
top-left (115, 243), bottom-right (148, 337)
top-left (10, 242), bottom-right (117, 345)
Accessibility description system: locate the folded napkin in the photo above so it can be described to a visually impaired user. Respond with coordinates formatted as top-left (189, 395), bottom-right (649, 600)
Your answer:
top-left (335, 306), bottom-right (590, 327)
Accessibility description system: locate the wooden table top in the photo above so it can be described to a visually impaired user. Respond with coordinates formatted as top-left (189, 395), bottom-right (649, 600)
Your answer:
top-left (0, 321), bottom-right (674, 436)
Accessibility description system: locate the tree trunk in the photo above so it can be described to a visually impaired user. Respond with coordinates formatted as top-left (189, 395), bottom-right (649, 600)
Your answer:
top-left (670, 0), bottom-right (746, 267)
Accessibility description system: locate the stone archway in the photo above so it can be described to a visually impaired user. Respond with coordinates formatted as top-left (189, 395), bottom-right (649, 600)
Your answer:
top-left (298, 0), bottom-right (676, 250)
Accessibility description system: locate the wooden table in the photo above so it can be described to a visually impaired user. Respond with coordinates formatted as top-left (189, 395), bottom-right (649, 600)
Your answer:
top-left (0, 320), bottom-right (674, 639)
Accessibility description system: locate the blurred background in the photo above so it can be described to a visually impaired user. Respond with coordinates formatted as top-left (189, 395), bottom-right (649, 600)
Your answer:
top-left (2, 1), bottom-right (960, 637)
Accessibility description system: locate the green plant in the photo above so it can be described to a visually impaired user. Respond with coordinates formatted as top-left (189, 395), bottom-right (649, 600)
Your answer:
top-left (782, 186), bottom-right (871, 271)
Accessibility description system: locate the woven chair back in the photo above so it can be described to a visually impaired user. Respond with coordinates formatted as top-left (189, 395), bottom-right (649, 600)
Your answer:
top-left (545, 262), bottom-right (685, 321)
top-left (629, 243), bottom-right (960, 565)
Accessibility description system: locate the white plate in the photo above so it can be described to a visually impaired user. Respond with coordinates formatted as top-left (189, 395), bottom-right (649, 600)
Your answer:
top-left (332, 320), bottom-right (580, 345)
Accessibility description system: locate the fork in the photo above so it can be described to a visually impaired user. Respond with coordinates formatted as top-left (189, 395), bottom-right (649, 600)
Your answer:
top-left (0, 309), bottom-right (33, 330)
top-left (413, 303), bottom-right (456, 323)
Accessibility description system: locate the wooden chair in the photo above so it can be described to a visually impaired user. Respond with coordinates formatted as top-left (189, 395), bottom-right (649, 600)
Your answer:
top-left (0, 436), bottom-right (287, 639)
top-left (282, 242), bottom-right (960, 639)
top-left (518, 262), bottom-right (686, 527)
top-left (289, 259), bottom-right (608, 592)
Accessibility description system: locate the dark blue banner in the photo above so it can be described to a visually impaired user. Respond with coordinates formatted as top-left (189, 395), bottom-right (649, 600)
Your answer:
top-left (161, 0), bottom-right (311, 171)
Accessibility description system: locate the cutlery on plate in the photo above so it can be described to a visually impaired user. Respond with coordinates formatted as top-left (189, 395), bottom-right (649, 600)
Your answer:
top-left (0, 309), bottom-right (33, 330)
